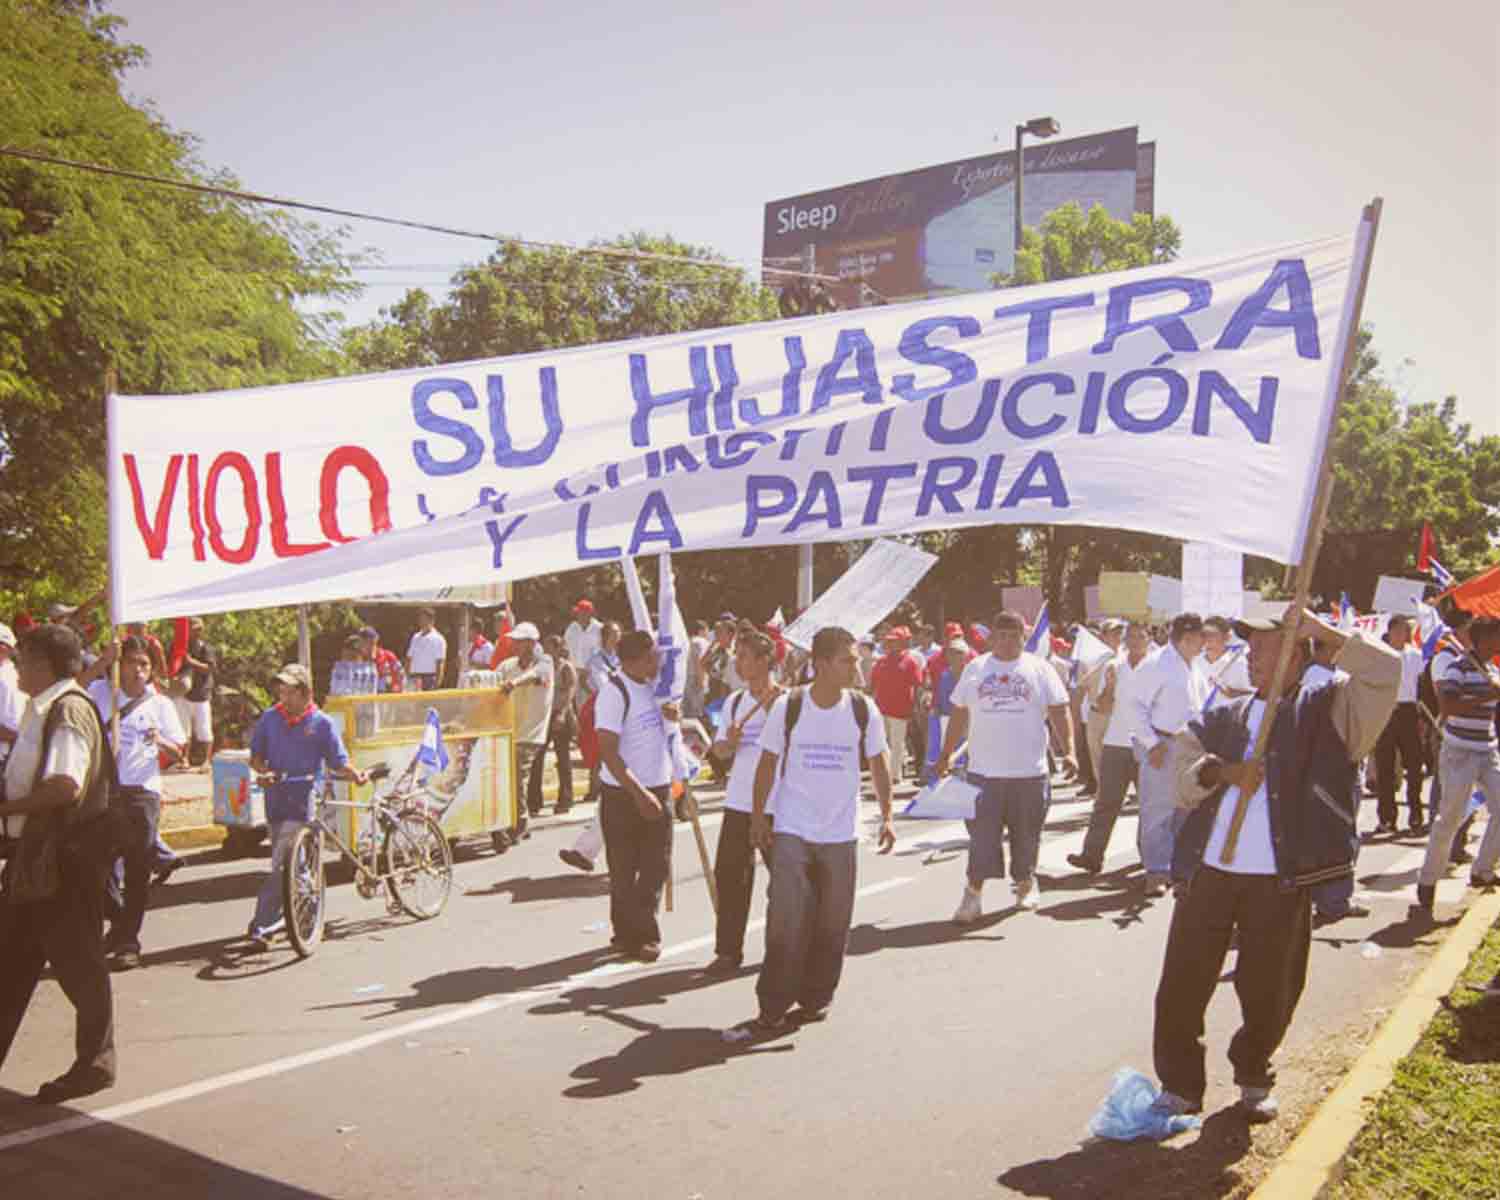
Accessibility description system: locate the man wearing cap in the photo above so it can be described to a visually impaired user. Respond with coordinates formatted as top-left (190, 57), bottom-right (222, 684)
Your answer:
top-left (497, 624), bottom-right (556, 818)
top-left (246, 665), bottom-right (368, 949)
top-left (871, 626), bottom-right (925, 783)
top-left (565, 600), bottom-right (602, 693)
top-left (0, 623), bottom-right (21, 768)
top-left (1146, 607), bottom-right (1398, 1126)
top-left (359, 626), bottom-right (404, 694)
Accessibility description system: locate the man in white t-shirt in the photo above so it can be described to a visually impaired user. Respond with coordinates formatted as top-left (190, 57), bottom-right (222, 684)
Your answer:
top-left (1071, 621), bottom-right (1159, 873)
top-left (0, 623), bottom-right (22, 770)
top-left (563, 599), bottom-right (603, 700)
top-left (724, 626), bottom-right (892, 1042)
top-left (86, 636), bottom-right (186, 971)
top-left (1372, 614), bottom-right (1427, 835)
top-left (705, 631), bottom-right (784, 975)
top-left (937, 610), bottom-right (1072, 920)
top-left (595, 630), bottom-right (677, 962)
top-left (497, 623), bottom-right (555, 820)
top-left (1131, 612), bottom-right (1208, 895)
top-left (405, 608), bottom-right (448, 691)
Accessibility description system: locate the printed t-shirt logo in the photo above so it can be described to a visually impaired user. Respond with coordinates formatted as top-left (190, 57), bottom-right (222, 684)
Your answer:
top-left (976, 666), bottom-right (1034, 708)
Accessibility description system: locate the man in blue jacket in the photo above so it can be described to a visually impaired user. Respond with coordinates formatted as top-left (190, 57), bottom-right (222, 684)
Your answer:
top-left (1147, 607), bottom-right (1399, 1126)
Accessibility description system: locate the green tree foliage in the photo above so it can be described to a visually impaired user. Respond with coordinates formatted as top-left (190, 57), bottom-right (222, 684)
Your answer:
top-left (1318, 330), bottom-right (1500, 608)
top-left (0, 0), bottom-right (353, 600)
top-left (999, 201), bottom-right (1182, 288)
top-left (0, 0), bottom-right (358, 711)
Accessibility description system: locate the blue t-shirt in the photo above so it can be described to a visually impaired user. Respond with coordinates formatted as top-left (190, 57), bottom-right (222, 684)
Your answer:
top-left (935, 668), bottom-right (960, 718)
top-left (249, 704), bottom-right (350, 822)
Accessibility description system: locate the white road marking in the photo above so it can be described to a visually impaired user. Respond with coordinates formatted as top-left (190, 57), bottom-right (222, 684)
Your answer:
top-left (0, 873), bottom-right (917, 1153)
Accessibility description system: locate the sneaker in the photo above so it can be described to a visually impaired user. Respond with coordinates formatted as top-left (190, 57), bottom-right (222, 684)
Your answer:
top-left (1014, 878), bottom-right (1040, 910)
top-left (702, 954), bottom-right (741, 977)
top-left (558, 849), bottom-right (595, 873)
top-left (790, 1005), bottom-right (830, 1024)
top-left (1406, 821), bottom-right (1429, 837)
top-left (1148, 1089), bottom-right (1198, 1118)
top-left (553, 801), bottom-right (573, 815)
top-left (722, 1014), bottom-right (790, 1045)
top-left (36, 1067), bottom-right (114, 1105)
top-left (1372, 822), bottom-right (1397, 837)
top-left (1066, 852), bottom-right (1102, 875)
top-left (108, 949), bottom-right (142, 972)
top-left (1452, 847), bottom-right (1475, 865)
top-left (953, 886), bottom-right (983, 925)
top-left (1238, 1086), bottom-right (1279, 1123)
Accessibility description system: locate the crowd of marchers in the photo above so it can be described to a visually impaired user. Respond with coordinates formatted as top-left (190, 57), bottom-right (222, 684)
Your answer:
top-left (1, 588), bottom-right (1497, 1136)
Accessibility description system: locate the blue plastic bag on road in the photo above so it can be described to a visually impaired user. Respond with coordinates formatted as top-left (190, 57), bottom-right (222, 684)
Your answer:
top-left (1089, 1069), bottom-right (1201, 1141)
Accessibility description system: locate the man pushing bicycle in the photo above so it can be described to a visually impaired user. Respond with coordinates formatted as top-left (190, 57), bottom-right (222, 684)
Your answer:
top-left (246, 664), bottom-right (368, 951)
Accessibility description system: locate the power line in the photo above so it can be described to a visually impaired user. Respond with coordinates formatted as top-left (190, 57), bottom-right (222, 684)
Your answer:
top-left (0, 145), bottom-right (840, 284)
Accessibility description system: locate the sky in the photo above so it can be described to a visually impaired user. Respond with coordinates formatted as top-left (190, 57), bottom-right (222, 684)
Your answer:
top-left (113, 0), bottom-right (1497, 434)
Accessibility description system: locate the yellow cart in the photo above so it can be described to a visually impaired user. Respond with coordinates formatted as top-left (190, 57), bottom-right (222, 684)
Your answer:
top-left (323, 687), bottom-right (519, 856)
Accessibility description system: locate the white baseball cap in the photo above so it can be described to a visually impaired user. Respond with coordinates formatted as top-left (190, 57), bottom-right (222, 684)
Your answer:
top-left (511, 621), bottom-right (540, 641)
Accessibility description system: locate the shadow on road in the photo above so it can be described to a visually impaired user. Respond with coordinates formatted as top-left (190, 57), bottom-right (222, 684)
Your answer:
top-left (529, 963), bottom-right (758, 1022)
top-left (996, 1107), bottom-right (1253, 1199)
top-left (847, 910), bottom-right (1016, 953)
top-left (0, 1086), bottom-right (331, 1199)
top-left (464, 873), bottom-right (612, 903)
top-left (564, 1023), bottom-right (791, 1098)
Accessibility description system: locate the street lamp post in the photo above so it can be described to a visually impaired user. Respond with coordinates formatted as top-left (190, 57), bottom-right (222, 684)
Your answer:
top-left (1013, 116), bottom-right (1062, 269)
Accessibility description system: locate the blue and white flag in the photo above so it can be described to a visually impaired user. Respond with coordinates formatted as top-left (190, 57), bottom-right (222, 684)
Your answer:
top-left (1415, 601), bottom-right (1450, 664)
top-left (1025, 603), bottom-right (1050, 654)
top-left (415, 707), bottom-right (449, 773)
top-left (1337, 592), bottom-right (1356, 631)
top-left (1428, 557), bottom-right (1455, 591)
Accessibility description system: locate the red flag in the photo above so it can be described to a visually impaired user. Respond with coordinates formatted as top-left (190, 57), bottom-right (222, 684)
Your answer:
top-left (167, 617), bottom-right (190, 675)
top-left (1417, 522), bottom-right (1435, 572)
top-left (487, 612), bottom-right (515, 670)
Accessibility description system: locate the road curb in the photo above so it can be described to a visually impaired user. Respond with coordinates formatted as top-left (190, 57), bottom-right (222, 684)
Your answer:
top-left (1250, 886), bottom-right (1500, 1199)
top-left (161, 824), bottom-right (227, 851)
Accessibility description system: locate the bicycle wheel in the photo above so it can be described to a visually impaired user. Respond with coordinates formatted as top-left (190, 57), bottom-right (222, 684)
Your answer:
top-left (282, 824), bottom-right (326, 958)
top-left (383, 810), bottom-right (453, 920)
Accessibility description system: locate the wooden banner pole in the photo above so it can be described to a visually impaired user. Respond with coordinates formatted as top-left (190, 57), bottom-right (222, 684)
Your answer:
top-left (104, 365), bottom-right (123, 751)
top-left (1219, 198), bottom-right (1384, 864)
top-left (686, 787), bottom-right (718, 915)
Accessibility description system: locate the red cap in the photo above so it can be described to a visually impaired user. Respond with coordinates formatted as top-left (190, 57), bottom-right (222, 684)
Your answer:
top-left (573, 599), bottom-right (594, 613)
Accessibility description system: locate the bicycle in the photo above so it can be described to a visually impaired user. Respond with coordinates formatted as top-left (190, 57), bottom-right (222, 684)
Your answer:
top-left (261, 763), bottom-right (454, 958)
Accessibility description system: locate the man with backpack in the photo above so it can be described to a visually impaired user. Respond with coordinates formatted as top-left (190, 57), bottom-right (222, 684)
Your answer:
top-left (705, 631), bottom-right (783, 975)
top-left (725, 626), bottom-right (894, 1041)
top-left (0, 623), bottom-right (118, 1103)
top-left (595, 630), bottom-right (677, 961)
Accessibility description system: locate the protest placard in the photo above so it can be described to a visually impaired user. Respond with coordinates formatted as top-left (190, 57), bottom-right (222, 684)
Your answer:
top-left (781, 539), bottom-right (937, 651)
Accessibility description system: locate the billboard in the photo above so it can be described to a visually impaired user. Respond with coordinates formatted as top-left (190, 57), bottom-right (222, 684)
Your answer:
top-left (763, 126), bottom-right (1154, 301)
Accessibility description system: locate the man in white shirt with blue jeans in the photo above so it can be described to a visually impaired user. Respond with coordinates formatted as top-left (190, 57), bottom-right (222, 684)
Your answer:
top-left (725, 626), bottom-right (893, 1041)
top-left (937, 610), bottom-right (1073, 919)
top-left (1132, 613), bottom-right (1207, 896)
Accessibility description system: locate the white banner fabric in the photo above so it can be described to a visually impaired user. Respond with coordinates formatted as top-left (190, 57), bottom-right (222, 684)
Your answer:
top-left (781, 539), bottom-right (938, 652)
top-left (108, 228), bottom-right (1367, 620)
top-left (1181, 542), bottom-right (1246, 618)
top-left (1373, 575), bottom-right (1428, 616)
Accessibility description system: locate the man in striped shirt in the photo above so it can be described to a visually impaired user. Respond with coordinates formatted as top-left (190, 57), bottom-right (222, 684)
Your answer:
top-left (1415, 616), bottom-right (1500, 911)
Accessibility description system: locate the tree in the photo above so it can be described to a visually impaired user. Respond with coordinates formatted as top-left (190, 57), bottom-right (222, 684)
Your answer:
top-left (997, 201), bottom-right (1182, 288)
top-left (0, 0), bottom-right (354, 608)
top-left (1318, 329), bottom-right (1500, 607)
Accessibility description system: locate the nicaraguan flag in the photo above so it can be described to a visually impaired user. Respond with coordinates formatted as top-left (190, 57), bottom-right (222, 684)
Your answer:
top-left (415, 707), bottom-right (449, 773)
top-left (1415, 601), bottom-right (1450, 663)
top-left (1024, 603), bottom-right (1050, 654)
top-left (1428, 556), bottom-right (1455, 591)
top-left (1337, 593), bottom-right (1356, 631)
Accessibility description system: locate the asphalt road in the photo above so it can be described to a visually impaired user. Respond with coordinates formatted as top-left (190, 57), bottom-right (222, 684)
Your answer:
top-left (0, 780), bottom-right (1479, 1199)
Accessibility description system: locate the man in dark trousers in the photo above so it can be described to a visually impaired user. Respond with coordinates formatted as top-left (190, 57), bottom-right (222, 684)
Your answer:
top-left (595, 630), bottom-right (676, 962)
top-left (0, 624), bottom-right (117, 1103)
top-left (1372, 614), bottom-right (1427, 835)
top-left (1148, 607), bottom-right (1399, 1126)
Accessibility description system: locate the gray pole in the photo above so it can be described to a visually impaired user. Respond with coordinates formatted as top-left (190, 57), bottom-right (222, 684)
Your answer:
top-left (296, 604), bottom-right (311, 672)
top-left (797, 543), bottom-right (814, 611)
top-left (1013, 124), bottom-right (1025, 270)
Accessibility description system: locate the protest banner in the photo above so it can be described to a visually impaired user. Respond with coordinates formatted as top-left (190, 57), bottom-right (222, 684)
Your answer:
top-left (1181, 542), bottom-right (1244, 618)
top-left (1372, 575), bottom-right (1427, 616)
top-left (110, 229), bottom-right (1366, 621)
top-left (781, 539), bottom-right (937, 652)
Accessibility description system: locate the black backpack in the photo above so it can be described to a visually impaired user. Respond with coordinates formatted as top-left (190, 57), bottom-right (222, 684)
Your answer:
top-left (778, 687), bottom-right (872, 778)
